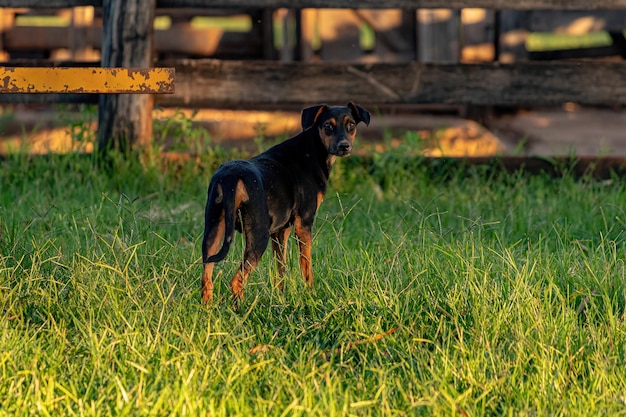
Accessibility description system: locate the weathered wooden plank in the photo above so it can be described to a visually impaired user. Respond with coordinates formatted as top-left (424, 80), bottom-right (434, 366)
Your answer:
top-left (169, 0), bottom-right (626, 8)
top-left (0, 0), bottom-right (98, 6)
top-left (1, 61), bottom-right (624, 106)
top-left (3, 0), bottom-right (626, 9)
top-left (156, 60), bottom-right (626, 107)
top-left (3, 27), bottom-right (96, 51)
top-left (0, 67), bottom-right (174, 93)
top-left (0, 93), bottom-right (98, 104)
top-left (163, 0), bottom-right (626, 9)
top-left (528, 46), bottom-right (623, 60)
top-left (4, 26), bottom-right (261, 59)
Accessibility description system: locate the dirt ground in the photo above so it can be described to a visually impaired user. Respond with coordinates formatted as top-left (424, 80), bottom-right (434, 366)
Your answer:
top-left (488, 107), bottom-right (626, 157)
top-left (1, 106), bottom-right (625, 158)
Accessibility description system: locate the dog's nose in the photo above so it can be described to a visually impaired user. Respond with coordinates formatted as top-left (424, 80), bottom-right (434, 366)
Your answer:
top-left (337, 141), bottom-right (351, 152)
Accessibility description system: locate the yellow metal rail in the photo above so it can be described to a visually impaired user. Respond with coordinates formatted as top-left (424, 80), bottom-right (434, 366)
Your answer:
top-left (0, 67), bottom-right (174, 94)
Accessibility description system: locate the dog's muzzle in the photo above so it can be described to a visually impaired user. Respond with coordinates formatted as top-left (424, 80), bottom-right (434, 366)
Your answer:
top-left (333, 141), bottom-right (352, 156)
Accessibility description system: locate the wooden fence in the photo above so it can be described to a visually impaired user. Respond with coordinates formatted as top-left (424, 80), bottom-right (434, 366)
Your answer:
top-left (0, 0), bottom-right (625, 148)
top-left (4, 1), bottom-right (626, 10)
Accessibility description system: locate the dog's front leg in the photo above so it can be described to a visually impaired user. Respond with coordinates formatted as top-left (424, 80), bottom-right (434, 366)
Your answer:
top-left (294, 216), bottom-right (314, 287)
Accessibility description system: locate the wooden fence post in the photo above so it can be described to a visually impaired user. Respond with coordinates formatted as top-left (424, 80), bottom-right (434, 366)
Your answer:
top-left (417, 9), bottom-right (461, 63)
top-left (98, 0), bottom-right (156, 153)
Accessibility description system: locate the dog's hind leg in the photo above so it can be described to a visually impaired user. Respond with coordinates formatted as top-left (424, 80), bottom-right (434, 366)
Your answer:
top-left (271, 228), bottom-right (291, 291)
top-left (230, 198), bottom-right (270, 301)
top-left (230, 229), bottom-right (269, 301)
top-left (201, 203), bottom-right (225, 304)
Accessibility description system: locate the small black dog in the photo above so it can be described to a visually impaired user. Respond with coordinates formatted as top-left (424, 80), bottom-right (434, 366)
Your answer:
top-left (201, 102), bottom-right (370, 303)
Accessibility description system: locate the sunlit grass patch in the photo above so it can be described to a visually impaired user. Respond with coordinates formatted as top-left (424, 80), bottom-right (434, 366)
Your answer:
top-left (527, 30), bottom-right (618, 51)
top-left (2, 149), bottom-right (626, 415)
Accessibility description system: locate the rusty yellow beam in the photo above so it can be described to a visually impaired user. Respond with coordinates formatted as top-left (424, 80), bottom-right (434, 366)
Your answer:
top-left (0, 67), bottom-right (174, 94)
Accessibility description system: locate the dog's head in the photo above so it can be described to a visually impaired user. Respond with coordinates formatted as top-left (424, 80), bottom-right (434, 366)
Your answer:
top-left (301, 102), bottom-right (370, 157)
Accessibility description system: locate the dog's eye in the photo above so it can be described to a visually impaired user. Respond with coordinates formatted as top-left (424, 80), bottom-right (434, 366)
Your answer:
top-left (323, 123), bottom-right (334, 133)
top-left (346, 122), bottom-right (356, 131)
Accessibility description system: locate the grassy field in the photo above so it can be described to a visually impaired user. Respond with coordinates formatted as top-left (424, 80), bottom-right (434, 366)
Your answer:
top-left (1, 148), bottom-right (626, 416)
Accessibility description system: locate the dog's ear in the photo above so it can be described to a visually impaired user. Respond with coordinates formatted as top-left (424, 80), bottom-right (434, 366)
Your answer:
top-left (347, 102), bottom-right (371, 127)
top-left (301, 104), bottom-right (329, 130)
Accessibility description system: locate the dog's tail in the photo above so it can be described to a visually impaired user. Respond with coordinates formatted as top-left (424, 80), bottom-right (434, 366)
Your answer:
top-left (203, 178), bottom-right (238, 264)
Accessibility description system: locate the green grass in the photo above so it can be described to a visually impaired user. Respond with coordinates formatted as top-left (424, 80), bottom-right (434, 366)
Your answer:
top-left (526, 31), bottom-right (617, 52)
top-left (2, 149), bottom-right (626, 416)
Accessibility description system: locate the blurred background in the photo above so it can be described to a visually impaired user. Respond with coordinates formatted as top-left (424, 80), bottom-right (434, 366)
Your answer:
top-left (0, 2), bottom-right (625, 159)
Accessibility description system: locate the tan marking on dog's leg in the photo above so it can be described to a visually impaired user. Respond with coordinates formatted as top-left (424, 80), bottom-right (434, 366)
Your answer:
top-left (235, 179), bottom-right (249, 206)
top-left (230, 270), bottom-right (245, 300)
top-left (316, 192), bottom-right (324, 210)
top-left (202, 214), bottom-right (225, 304)
top-left (271, 228), bottom-right (291, 291)
top-left (294, 217), bottom-right (314, 287)
top-left (202, 263), bottom-right (215, 304)
top-left (230, 258), bottom-right (259, 301)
